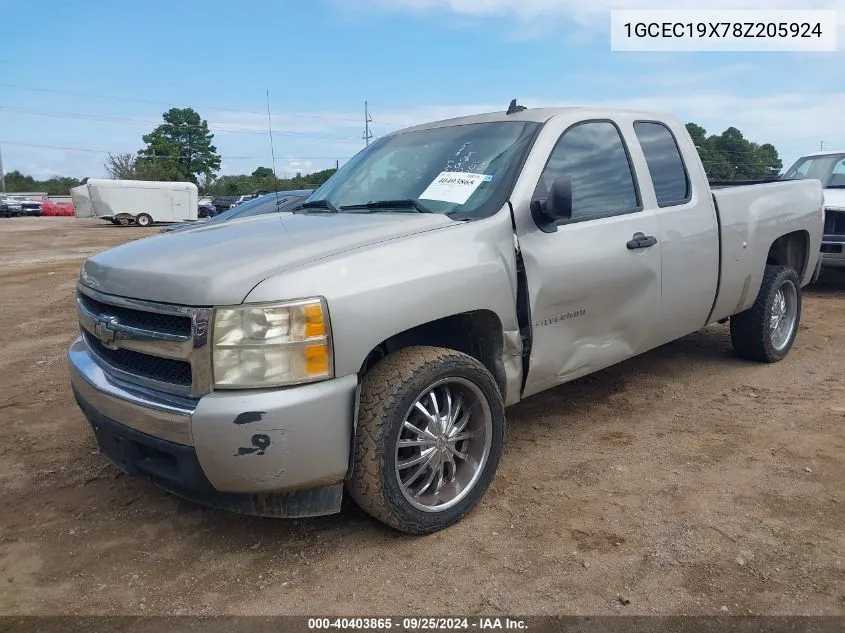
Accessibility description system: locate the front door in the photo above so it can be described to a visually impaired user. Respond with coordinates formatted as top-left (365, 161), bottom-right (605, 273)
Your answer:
top-left (518, 120), bottom-right (662, 398)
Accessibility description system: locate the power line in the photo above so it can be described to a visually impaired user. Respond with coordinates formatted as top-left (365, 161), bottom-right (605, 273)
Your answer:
top-left (0, 105), bottom-right (362, 140)
top-left (0, 140), bottom-right (350, 161)
top-left (0, 82), bottom-right (363, 123)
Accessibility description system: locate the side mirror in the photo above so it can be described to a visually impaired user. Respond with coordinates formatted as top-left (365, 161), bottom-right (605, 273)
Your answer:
top-left (531, 176), bottom-right (572, 233)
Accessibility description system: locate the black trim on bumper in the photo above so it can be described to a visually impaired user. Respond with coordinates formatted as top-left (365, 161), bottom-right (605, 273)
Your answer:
top-left (72, 386), bottom-right (344, 518)
top-left (73, 385), bottom-right (213, 492)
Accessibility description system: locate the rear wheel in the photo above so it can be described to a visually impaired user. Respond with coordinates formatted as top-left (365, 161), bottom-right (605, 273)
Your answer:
top-left (347, 346), bottom-right (505, 534)
top-left (135, 213), bottom-right (152, 227)
top-left (730, 264), bottom-right (801, 362)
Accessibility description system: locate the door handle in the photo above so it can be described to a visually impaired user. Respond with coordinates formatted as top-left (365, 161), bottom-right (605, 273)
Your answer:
top-left (626, 232), bottom-right (658, 250)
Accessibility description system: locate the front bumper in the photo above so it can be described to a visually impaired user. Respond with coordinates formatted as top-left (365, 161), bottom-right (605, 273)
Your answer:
top-left (68, 337), bottom-right (357, 516)
top-left (820, 236), bottom-right (845, 268)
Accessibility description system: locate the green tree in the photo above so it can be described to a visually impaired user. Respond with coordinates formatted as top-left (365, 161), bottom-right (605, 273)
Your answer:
top-left (687, 123), bottom-right (782, 181)
top-left (251, 166), bottom-right (275, 179)
top-left (138, 107), bottom-right (221, 184)
top-left (3, 170), bottom-right (82, 195)
top-left (685, 123), bottom-right (707, 148)
top-left (104, 153), bottom-right (139, 179)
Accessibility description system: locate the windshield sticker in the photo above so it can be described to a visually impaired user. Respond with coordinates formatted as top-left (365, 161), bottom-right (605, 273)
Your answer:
top-left (420, 172), bottom-right (490, 205)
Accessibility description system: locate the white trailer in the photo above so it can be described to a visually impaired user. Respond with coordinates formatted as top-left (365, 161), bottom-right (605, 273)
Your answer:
top-left (76, 179), bottom-right (198, 226)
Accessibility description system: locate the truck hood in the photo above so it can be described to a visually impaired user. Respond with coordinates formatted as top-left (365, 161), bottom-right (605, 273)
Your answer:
top-left (80, 212), bottom-right (455, 305)
top-left (824, 187), bottom-right (845, 211)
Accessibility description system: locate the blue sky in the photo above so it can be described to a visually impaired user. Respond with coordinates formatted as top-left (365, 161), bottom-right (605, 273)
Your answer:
top-left (0, 0), bottom-right (843, 180)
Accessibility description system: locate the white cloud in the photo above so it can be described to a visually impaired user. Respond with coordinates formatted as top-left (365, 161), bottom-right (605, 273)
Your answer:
top-left (359, 0), bottom-right (845, 28)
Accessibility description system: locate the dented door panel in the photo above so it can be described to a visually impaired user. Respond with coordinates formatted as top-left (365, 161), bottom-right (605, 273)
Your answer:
top-left (519, 212), bottom-right (662, 398)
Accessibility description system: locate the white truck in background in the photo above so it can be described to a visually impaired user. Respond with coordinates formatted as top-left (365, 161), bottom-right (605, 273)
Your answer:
top-left (782, 151), bottom-right (845, 273)
top-left (71, 179), bottom-right (198, 226)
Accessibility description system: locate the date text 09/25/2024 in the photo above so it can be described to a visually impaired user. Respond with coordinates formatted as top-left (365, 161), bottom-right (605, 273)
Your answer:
top-left (307, 618), bottom-right (528, 630)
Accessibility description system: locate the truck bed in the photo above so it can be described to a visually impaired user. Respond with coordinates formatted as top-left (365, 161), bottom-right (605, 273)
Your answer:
top-left (708, 179), bottom-right (782, 189)
top-left (707, 179), bottom-right (824, 323)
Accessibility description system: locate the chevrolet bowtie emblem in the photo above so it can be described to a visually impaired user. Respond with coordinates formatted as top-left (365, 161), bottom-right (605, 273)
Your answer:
top-left (94, 316), bottom-right (119, 348)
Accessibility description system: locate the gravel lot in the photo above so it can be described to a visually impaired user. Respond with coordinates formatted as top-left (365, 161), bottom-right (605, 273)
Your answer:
top-left (0, 217), bottom-right (842, 616)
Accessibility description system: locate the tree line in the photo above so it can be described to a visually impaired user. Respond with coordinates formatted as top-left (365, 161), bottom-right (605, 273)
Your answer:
top-left (2, 107), bottom-right (785, 195)
top-left (685, 123), bottom-right (782, 181)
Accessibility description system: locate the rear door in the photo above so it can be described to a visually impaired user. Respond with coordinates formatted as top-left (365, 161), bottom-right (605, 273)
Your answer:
top-left (631, 120), bottom-right (719, 343)
top-left (518, 120), bottom-right (662, 398)
top-left (171, 190), bottom-right (192, 221)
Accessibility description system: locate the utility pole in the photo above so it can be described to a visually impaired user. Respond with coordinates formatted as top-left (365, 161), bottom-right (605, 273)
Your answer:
top-left (363, 101), bottom-right (372, 147)
top-left (820, 141), bottom-right (825, 151)
top-left (0, 144), bottom-right (5, 193)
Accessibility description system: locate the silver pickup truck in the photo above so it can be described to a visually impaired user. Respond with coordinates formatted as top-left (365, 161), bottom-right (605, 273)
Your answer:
top-left (68, 105), bottom-right (824, 534)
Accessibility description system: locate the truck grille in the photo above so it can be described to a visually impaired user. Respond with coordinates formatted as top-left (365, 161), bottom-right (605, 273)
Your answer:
top-left (77, 284), bottom-right (213, 396)
top-left (823, 209), bottom-right (845, 237)
top-left (83, 331), bottom-right (193, 386)
top-left (78, 292), bottom-right (191, 336)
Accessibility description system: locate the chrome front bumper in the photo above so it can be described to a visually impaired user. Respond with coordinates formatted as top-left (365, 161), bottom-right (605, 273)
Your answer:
top-left (69, 336), bottom-right (358, 501)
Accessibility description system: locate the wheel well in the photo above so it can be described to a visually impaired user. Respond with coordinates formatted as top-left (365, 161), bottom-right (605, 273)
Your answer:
top-left (360, 310), bottom-right (508, 400)
top-left (766, 230), bottom-right (810, 279)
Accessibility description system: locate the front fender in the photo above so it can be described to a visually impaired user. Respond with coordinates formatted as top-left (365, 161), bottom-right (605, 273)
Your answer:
top-left (243, 209), bottom-right (521, 380)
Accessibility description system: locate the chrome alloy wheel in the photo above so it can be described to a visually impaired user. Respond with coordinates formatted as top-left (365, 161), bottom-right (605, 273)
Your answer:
top-left (394, 377), bottom-right (493, 512)
top-left (770, 279), bottom-right (798, 351)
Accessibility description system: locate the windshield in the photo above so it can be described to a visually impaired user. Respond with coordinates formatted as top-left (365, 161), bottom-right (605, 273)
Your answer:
top-left (308, 121), bottom-right (541, 219)
top-left (782, 153), bottom-right (845, 187)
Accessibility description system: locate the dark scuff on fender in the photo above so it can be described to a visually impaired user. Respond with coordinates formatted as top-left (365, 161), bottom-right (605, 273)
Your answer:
top-left (233, 411), bottom-right (266, 425)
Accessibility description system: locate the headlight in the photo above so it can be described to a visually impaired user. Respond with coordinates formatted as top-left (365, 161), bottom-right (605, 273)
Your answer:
top-left (212, 298), bottom-right (332, 388)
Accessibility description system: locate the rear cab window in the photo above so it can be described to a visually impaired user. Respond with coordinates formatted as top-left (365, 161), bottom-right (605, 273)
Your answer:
top-left (633, 121), bottom-right (690, 207)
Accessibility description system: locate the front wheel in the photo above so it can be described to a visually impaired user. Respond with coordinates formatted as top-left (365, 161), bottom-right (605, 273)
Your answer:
top-left (135, 213), bottom-right (152, 227)
top-left (730, 264), bottom-right (802, 363)
top-left (347, 346), bottom-right (505, 534)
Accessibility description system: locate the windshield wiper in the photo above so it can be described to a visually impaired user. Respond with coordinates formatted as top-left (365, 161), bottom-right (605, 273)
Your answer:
top-left (340, 199), bottom-right (432, 214)
top-left (297, 199), bottom-right (340, 213)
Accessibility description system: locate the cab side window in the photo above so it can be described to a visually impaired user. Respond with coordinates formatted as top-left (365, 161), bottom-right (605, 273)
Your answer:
top-left (634, 121), bottom-right (690, 206)
top-left (537, 121), bottom-right (639, 222)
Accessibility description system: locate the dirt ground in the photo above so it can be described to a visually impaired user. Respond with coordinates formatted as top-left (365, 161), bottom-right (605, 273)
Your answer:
top-left (0, 217), bottom-right (842, 616)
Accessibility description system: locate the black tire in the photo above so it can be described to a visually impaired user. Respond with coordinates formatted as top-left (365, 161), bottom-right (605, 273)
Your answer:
top-left (135, 213), bottom-right (152, 227)
top-left (118, 217), bottom-right (131, 226)
top-left (730, 264), bottom-right (802, 363)
top-left (347, 346), bottom-right (505, 534)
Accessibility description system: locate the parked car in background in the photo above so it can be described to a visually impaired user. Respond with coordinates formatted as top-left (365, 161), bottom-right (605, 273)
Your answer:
top-left (229, 194), bottom-right (259, 209)
top-left (198, 202), bottom-right (217, 218)
top-left (211, 195), bottom-right (238, 214)
top-left (782, 151), bottom-right (845, 272)
top-left (160, 190), bottom-right (314, 234)
top-left (69, 105), bottom-right (823, 534)
top-left (1, 195), bottom-right (42, 216)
